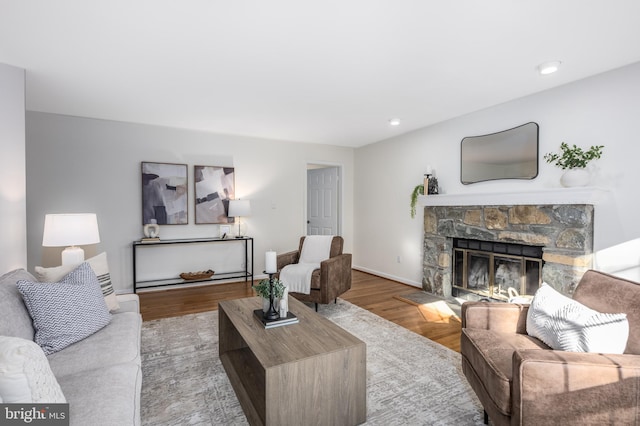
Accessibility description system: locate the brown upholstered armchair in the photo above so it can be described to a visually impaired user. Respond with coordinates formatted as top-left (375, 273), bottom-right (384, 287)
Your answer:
top-left (276, 236), bottom-right (352, 310)
top-left (461, 270), bottom-right (640, 425)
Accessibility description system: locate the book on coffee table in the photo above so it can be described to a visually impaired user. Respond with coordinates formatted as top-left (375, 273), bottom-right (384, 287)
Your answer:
top-left (253, 309), bottom-right (299, 329)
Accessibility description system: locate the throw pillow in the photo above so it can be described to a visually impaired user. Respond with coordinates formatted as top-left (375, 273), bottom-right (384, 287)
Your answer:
top-left (17, 262), bottom-right (112, 355)
top-left (34, 252), bottom-right (119, 311)
top-left (0, 336), bottom-right (66, 403)
top-left (527, 283), bottom-right (629, 353)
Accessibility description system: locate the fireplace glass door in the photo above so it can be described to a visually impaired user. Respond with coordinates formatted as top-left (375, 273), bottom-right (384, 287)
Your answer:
top-left (493, 256), bottom-right (522, 299)
top-left (467, 253), bottom-right (490, 293)
top-left (453, 239), bottom-right (543, 300)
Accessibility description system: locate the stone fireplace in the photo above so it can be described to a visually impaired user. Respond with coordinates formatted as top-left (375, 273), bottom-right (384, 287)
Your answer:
top-left (422, 196), bottom-right (596, 298)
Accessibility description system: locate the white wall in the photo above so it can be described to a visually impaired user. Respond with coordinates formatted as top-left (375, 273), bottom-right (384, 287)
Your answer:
top-left (26, 113), bottom-right (353, 292)
top-left (0, 63), bottom-right (26, 272)
top-left (354, 62), bottom-right (640, 286)
top-left (22, 61), bottom-right (640, 291)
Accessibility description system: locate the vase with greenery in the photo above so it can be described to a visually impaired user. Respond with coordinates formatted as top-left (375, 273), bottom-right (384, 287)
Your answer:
top-left (544, 142), bottom-right (604, 187)
top-left (543, 142), bottom-right (604, 170)
top-left (410, 184), bottom-right (424, 218)
top-left (253, 278), bottom-right (286, 312)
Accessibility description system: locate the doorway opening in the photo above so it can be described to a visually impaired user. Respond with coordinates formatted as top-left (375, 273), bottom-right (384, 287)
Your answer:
top-left (306, 163), bottom-right (342, 236)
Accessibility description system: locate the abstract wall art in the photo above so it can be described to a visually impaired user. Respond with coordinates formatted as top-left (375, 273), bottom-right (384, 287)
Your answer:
top-left (194, 165), bottom-right (235, 224)
top-left (141, 162), bottom-right (188, 225)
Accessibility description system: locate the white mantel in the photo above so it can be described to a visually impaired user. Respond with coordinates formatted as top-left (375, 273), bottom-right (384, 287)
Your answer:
top-left (419, 187), bottom-right (609, 207)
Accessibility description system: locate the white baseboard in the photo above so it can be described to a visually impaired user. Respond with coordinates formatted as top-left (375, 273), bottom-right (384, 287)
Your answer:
top-left (352, 265), bottom-right (422, 288)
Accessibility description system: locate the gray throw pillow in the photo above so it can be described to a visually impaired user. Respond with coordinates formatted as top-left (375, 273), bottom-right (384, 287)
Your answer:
top-left (17, 262), bottom-right (111, 355)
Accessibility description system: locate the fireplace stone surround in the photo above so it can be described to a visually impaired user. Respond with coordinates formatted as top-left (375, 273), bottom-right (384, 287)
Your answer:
top-left (422, 203), bottom-right (594, 298)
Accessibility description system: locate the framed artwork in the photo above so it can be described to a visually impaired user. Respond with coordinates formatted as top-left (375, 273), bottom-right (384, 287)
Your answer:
top-left (141, 162), bottom-right (188, 225)
top-left (194, 165), bottom-right (235, 224)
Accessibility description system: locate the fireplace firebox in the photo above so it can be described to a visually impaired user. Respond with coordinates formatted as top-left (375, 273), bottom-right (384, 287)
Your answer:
top-left (453, 238), bottom-right (543, 301)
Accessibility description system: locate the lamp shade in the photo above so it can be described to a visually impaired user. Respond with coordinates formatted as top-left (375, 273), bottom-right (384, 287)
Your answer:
top-left (42, 213), bottom-right (101, 247)
top-left (228, 200), bottom-right (251, 218)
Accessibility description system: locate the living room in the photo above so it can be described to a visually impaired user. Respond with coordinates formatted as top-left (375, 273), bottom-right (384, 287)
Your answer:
top-left (2, 2), bottom-right (640, 425)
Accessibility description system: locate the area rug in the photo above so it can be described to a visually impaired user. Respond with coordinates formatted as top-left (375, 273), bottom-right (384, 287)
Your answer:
top-left (140, 299), bottom-right (484, 425)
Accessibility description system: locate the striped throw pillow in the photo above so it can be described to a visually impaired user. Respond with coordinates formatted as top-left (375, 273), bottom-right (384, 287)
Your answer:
top-left (527, 283), bottom-right (629, 353)
top-left (35, 252), bottom-right (119, 311)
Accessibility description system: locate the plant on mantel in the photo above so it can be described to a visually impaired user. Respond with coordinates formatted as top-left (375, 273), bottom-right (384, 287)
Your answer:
top-left (543, 142), bottom-right (604, 170)
top-left (410, 184), bottom-right (424, 218)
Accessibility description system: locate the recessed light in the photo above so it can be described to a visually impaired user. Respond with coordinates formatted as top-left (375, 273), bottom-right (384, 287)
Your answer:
top-left (389, 118), bottom-right (401, 126)
top-left (537, 61), bottom-right (561, 75)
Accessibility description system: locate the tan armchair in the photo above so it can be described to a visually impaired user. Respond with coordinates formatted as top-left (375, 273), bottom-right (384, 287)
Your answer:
top-left (276, 236), bottom-right (352, 311)
top-left (461, 270), bottom-right (640, 425)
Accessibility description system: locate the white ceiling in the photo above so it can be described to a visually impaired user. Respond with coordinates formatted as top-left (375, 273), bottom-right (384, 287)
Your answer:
top-left (1, 1), bottom-right (639, 148)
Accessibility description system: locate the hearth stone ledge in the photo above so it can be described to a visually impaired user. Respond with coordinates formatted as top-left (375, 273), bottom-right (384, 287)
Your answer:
top-left (422, 203), bottom-right (594, 298)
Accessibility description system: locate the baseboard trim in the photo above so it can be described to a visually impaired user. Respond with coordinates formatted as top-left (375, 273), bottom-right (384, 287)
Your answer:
top-left (352, 266), bottom-right (422, 288)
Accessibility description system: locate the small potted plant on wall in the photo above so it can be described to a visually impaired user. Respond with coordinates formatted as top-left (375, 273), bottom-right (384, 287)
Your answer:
top-left (253, 278), bottom-right (286, 312)
top-left (544, 142), bottom-right (604, 187)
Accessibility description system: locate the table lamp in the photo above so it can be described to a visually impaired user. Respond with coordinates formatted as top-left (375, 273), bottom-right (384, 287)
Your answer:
top-left (228, 199), bottom-right (251, 238)
top-left (42, 213), bottom-right (101, 265)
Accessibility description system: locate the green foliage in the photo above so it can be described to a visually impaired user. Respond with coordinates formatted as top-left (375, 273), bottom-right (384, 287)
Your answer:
top-left (410, 184), bottom-right (424, 218)
top-left (252, 278), bottom-right (285, 299)
top-left (544, 142), bottom-right (604, 170)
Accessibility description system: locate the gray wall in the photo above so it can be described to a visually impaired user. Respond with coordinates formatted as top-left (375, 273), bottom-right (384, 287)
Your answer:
top-left (26, 114), bottom-right (354, 292)
top-left (354, 61), bottom-right (640, 285)
top-left (0, 63), bottom-right (26, 271)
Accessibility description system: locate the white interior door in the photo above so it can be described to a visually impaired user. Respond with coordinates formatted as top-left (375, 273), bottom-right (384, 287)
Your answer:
top-left (307, 166), bottom-right (339, 235)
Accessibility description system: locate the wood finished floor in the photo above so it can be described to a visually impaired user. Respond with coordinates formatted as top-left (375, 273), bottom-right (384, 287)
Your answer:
top-left (138, 269), bottom-right (462, 352)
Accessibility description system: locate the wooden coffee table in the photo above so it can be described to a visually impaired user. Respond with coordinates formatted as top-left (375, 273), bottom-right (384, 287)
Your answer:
top-left (218, 296), bottom-right (366, 426)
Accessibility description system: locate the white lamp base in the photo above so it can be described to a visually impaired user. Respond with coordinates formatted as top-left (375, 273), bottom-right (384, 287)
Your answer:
top-left (61, 246), bottom-right (85, 266)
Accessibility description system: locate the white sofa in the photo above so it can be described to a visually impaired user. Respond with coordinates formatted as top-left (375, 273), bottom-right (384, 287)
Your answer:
top-left (0, 268), bottom-right (142, 426)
